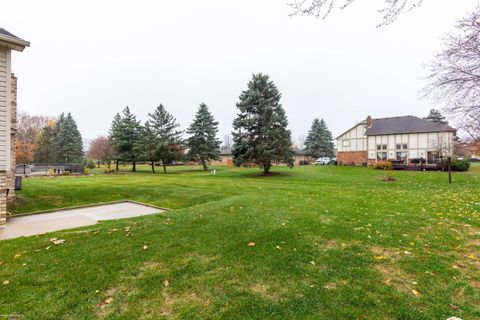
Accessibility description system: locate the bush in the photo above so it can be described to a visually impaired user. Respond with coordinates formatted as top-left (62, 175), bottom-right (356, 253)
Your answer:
top-left (374, 161), bottom-right (393, 170)
top-left (87, 159), bottom-right (96, 169)
top-left (450, 159), bottom-right (470, 172)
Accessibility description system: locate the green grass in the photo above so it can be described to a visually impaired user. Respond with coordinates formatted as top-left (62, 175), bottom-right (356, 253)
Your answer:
top-left (1, 165), bottom-right (479, 319)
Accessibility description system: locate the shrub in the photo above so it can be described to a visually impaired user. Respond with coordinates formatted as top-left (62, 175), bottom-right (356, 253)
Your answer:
top-left (450, 159), bottom-right (470, 172)
top-left (87, 159), bottom-right (96, 169)
top-left (374, 161), bottom-right (393, 170)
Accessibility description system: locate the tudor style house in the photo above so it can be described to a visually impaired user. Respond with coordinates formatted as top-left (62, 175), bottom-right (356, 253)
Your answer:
top-left (336, 115), bottom-right (455, 166)
top-left (0, 28), bottom-right (29, 228)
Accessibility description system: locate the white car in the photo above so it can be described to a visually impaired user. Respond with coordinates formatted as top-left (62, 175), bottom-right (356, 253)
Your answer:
top-left (315, 157), bottom-right (331, 165)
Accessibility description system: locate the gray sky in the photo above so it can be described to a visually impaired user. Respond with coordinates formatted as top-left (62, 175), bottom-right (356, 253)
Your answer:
top-left (2, 0), bottom-right (478, 145)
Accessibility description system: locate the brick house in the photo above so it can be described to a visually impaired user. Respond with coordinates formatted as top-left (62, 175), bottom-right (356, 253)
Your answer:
top-left (0, 28), bottom-right (29, 228)
top-left (336, 115), bottom-right (455, 166)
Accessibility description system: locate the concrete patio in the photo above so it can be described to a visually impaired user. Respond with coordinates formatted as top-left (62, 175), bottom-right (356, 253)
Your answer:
top-left (0, 201), bottom-right (164, 240)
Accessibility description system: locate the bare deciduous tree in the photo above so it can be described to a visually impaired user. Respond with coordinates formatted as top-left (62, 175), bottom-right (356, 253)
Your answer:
top-left (288, 0), bottom-right (424, 26)
top-left (425, 8), bottom-right (480, 143)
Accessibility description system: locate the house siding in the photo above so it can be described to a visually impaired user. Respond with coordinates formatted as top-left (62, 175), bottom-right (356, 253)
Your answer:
top-left (338, 118), bottom-right (455, 166)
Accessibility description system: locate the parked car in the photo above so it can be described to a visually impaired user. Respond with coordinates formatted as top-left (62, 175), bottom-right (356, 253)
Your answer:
top-left (329, 157), bottom-right (337, 165)
top-left (315, 157), bottom-right (331, 165)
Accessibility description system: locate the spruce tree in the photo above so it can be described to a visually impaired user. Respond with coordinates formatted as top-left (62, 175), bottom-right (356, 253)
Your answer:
top-left (425, 109), bottom-right (449, 126)
top-left (232, 73), bottom-right (294, 174)
top-left (52, 113), bottom-right (84, 163)
top-left (145, 104), bottom-right (183, 174)
top-left (109, 107), bottom-right (141, 172)
top-left (305, 118), bottom-right (335, 159)
top-left (34, 120), bottom-right (55, 163)
top-left (186, 103), bottom-right (221, 171)
top-left (133, 124), bottom-right (158, 173)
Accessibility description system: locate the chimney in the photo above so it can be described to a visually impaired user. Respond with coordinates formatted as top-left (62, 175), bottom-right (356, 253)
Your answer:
top-left (366, 116), bottom-right (373, 129)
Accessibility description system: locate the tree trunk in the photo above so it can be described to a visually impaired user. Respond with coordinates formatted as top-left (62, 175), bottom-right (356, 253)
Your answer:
top-left (151, 160), bottom-right (155, 173)
top-left (201, 159), bottom-right (208, 171)
top-left (162, 159), bottom-right (167, 174)
top-left (108, 161), bottom-right (111, 170)
top-left (132, 161), bottom-right (136, 172)
top-left (263, 161), bottom-right (271, 175)
top-left (115, 160), bottom-right (119, 172)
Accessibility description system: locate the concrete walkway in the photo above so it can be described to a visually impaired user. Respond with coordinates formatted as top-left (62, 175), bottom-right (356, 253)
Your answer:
top-left (0, 202), bottom-right (164, 240)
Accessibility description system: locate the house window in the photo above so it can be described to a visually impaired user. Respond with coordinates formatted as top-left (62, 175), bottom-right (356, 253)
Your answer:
top-left (377, 144), bottom-right (387, 151)
top-left (427, 151), bottom-right (440, 164)
top-left (396, 144), bottom-right (408, 150)
top-left (402, 144), bottom-right (407, 150)
top-left (377, 152), bottom-right (387, 161)
top-left (396, 152), bottom-right (407, 161)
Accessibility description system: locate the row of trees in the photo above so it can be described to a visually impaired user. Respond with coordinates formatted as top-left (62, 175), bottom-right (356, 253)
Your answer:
top-left (17, 112), bottom-right (84, 164)
top-left (89, 74), bottom-right (316, 174)
top-left (100, 103), bottom-right (221, 174)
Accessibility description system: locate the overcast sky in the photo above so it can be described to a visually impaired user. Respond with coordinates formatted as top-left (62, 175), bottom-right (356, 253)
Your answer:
top-left (2, 0), bottom-right (478, 145)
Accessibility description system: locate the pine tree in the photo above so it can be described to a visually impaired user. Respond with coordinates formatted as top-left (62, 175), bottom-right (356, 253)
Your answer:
top-left (232, 73), bottom-right (294, 174)
top-left (305, 118), bottom-right (335, 159)
top-left (186, 103), bottom-right (221, 171)
top-left (425, 109), bottom-right (449, 126)
top-left (52, 113), bottom-right (84, 163)
top-left (109, 107), bottom-right (141, 172)
top-left (133, 124), bottom-right (158, 173)
top-left (34, 120), bottom-right (56, 163)
top-left (145, 104), bottom-right (183, 174)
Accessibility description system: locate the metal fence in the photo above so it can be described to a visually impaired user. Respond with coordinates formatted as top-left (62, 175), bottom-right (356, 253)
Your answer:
top-left (16, 163), bottom-right (84, 175)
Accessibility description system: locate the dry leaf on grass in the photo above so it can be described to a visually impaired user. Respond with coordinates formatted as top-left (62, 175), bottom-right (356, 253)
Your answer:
top-left (411, 289), bottom-right (421, 296)
top-left (2, 280), bottom-right (9, 285)
top-left (374, 255), bottom-right (388, 260)
top-left (13, 254), bottom-right (21, 259)
top-left (143, 245), bottom-right (148, 251)
top-left (104, 297), bottom-right (113, 304)
top-left (163, 280), bottom-right (170, 287)
top-left (248, 242), bottom-right (255, 247)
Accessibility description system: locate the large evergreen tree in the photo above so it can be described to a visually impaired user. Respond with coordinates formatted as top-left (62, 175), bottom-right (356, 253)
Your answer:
top-left (186, 103), bottom-right (221, 171)
top-left (109, 107), bottom-right (141, 172)
top-left (304, 118), bottom-right (335, 159)
top-left (52, 113), bottom-right (84, 163)
top-left (144, 104), bottom-right (183, 174)
top-left (424, 109), bottom-right (449, 126)
top-left (34, 120), bottom-right (56, 163)
top-left (232, 73), bottom-right (294, 174)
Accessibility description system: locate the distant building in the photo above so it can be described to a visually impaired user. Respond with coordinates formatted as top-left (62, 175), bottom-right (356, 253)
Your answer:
top-left (0, 28), bottom-right (29, 228)
top-left (336, 115), bottom-right (455, 166)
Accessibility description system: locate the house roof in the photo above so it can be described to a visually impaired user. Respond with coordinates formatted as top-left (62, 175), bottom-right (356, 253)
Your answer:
top-left (365, 116), bottom-right (455, 136)
top-left (0, 28), bottom-right (30, 51)
top-left (219, 147), bottom-right (232, 155)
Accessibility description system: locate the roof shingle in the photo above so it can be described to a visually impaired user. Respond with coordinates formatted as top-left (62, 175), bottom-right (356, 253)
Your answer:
top-left (365, 116), bottom-right (454, 136)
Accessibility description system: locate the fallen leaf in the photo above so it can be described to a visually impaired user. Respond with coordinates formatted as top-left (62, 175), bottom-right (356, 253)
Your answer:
top-left (383, 279), bottom-right (392, 285)
top-left (95, 290), bottom-right (100, 294)
top-left (163, 280), bottom-right (170, 287)
top-left (2, 280), bottom-right (9, 285)
top-left (467, 254), bottom-right (476, 260)
top-left (104, 297), bottom-right (113, 304)
top-left (309, 260), bottom-right (316, 266)
top-left (374, 255), bottom-right (388, 260)
top-left (13, 254), bottom-right (21, 259)
top-left (52, 239), bottom-right (65, 245)
top-left (276, 245), bottom-right (281, 250)
top-left (143, 245), bottom-right (148, 251)
top-left (411, 289), bottom-right (421, 296)
top-left (248, 242), bottom-right (255, 247)
top-left (404, 251), bottom-right (413, 255)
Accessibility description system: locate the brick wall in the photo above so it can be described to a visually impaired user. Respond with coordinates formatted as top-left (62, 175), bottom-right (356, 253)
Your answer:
top-left (337, 151), bottom-right (368, 166)
top-left (0, 73), bottom-right (16, 227)
top-left (8, 73), bottom-right (17, 201)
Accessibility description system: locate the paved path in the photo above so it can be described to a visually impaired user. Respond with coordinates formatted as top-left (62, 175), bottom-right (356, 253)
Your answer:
top-left (0, 202), bottom-right (164, 240)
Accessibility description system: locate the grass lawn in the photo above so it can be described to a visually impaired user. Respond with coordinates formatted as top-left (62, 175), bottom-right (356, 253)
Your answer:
top-left (1, 164), bottom-right (479, 319)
